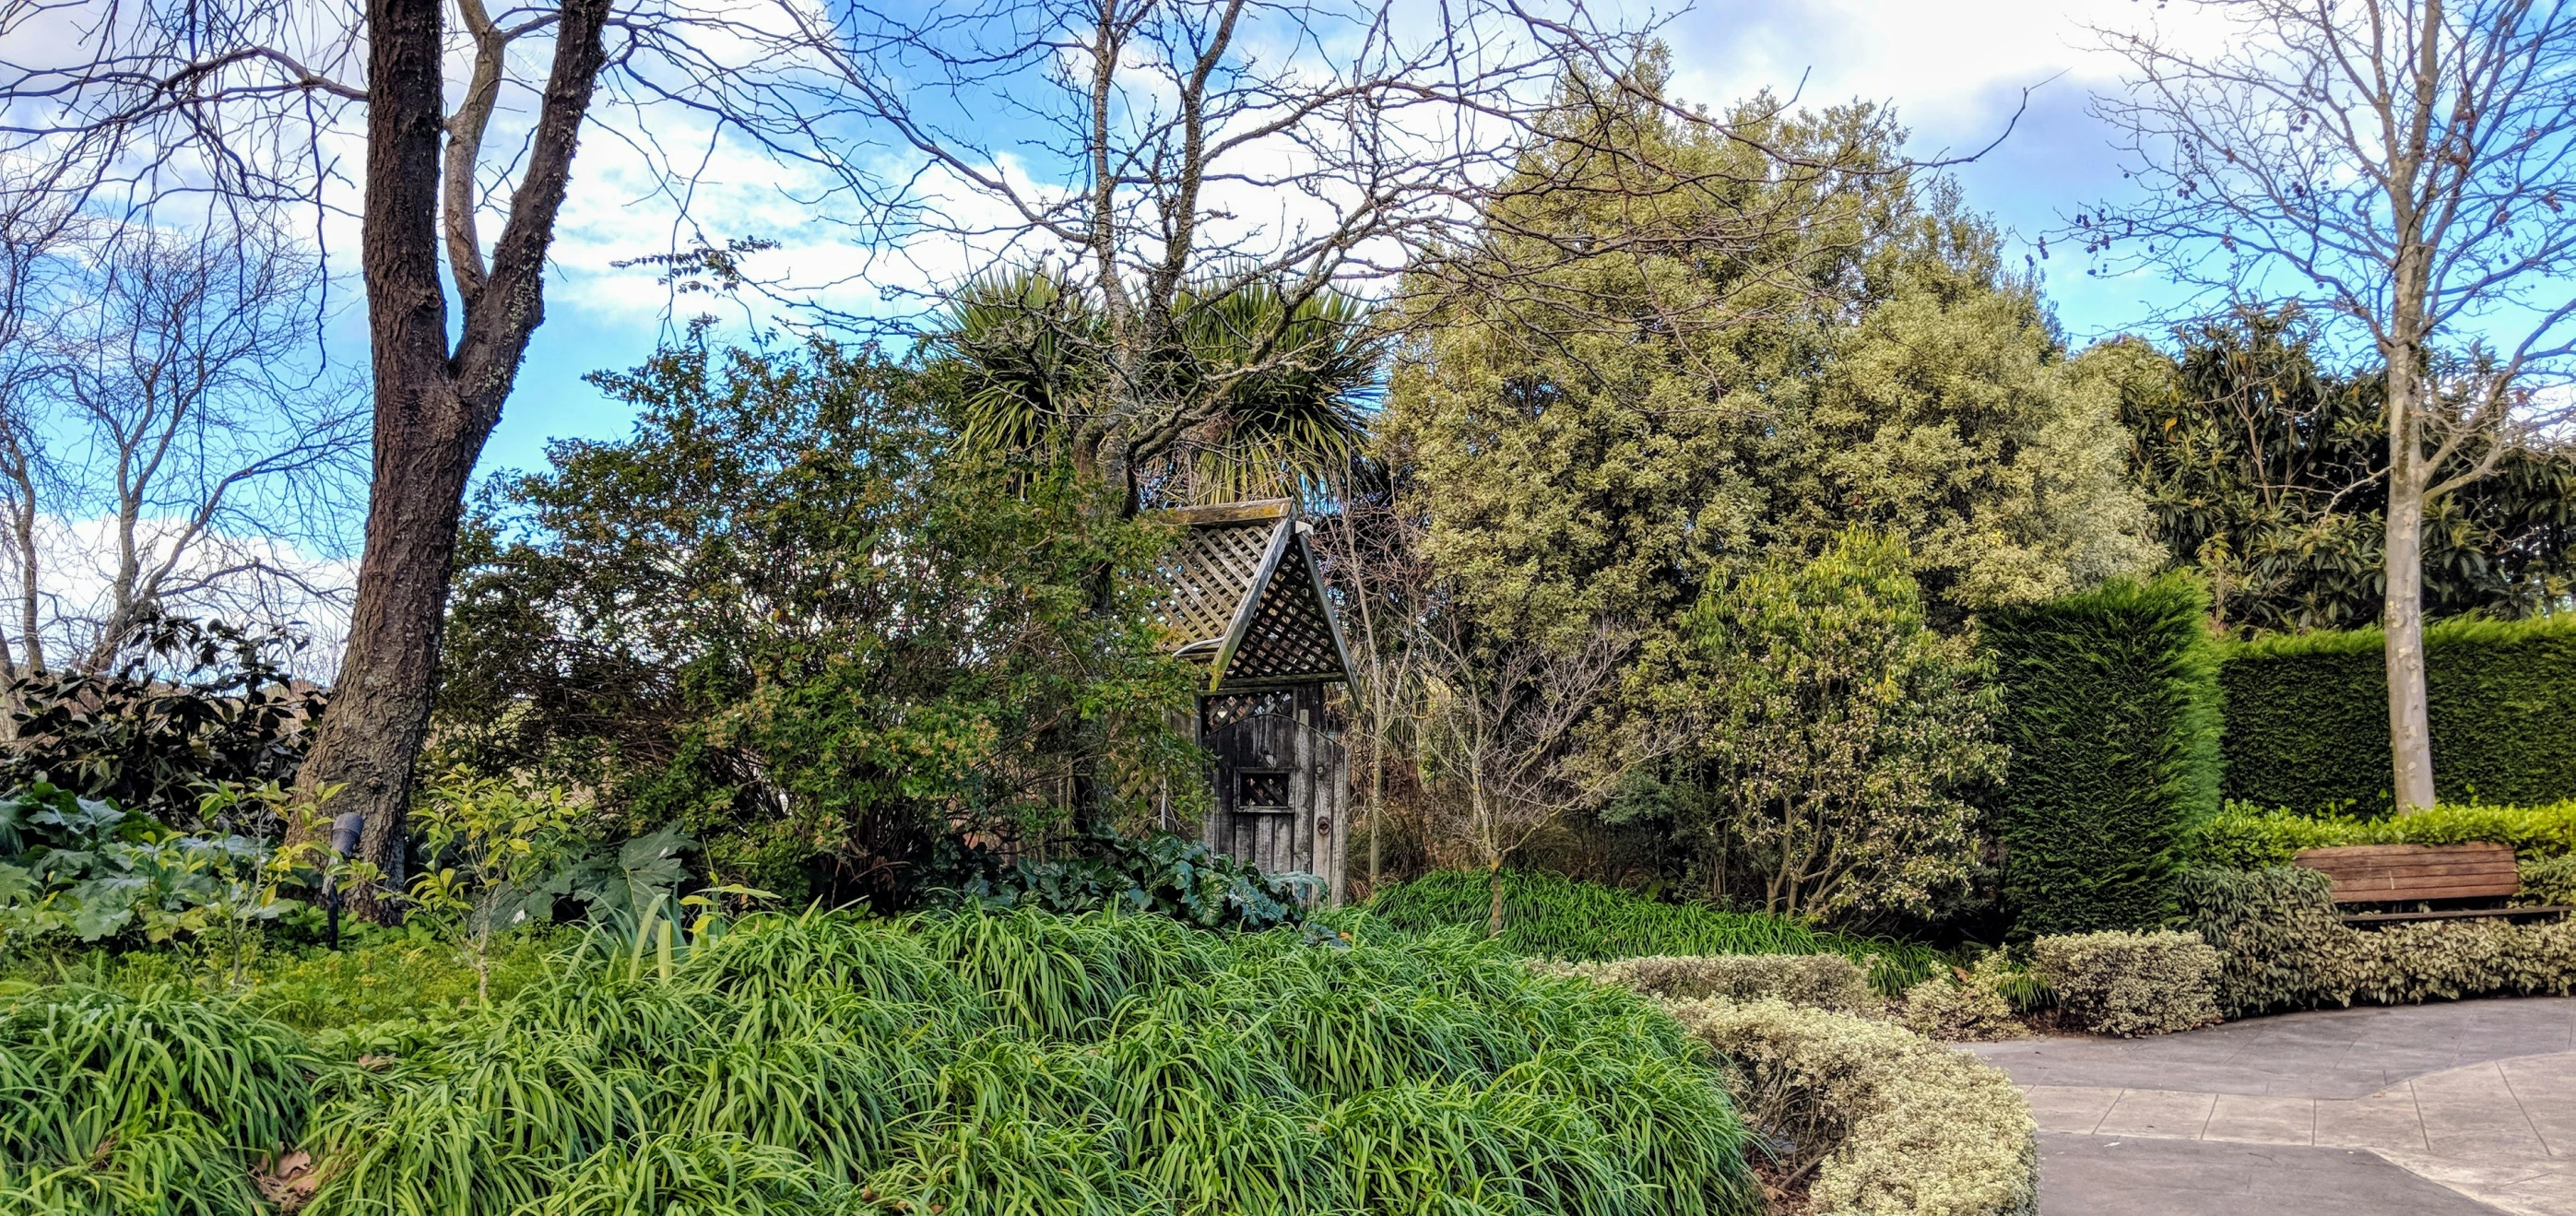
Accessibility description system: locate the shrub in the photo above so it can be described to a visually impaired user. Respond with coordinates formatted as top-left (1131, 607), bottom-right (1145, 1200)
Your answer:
top-left (2180, 865), bottom-right (2576, 1017)
top-left (1370, 868), bottom-right (1947, 994)
top-left (2189, 800), bottom-right (2576, 869)
top-left (0, 614), bottom-right (327, 829)
top-left (1984, 575), bottom-right (2223, 938)
top-left (1545, 953), bottom-right (1878, 1013)
top-left (2219, 615), bottom-right (2576, 811)
top-left (1676, 529), bottom-right (2003, 921)
top-left (2522, 855), bottom-right (2576, 907)
top-left (2032, 930), bottom-right (2222, 1036)
top-left (1661, 998), bottom-right (2038, 1216)
top-left (918, 825), bottom-right (1319, 931)
top-left (1898, 955), bottom-right (2031, 1043)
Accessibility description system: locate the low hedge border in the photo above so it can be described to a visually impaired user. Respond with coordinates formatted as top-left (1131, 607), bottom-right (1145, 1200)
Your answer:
top-left (1555, 958), bottom-right (2039, 1216)
top-left (2189, 801), bottom-right (2576, 870)
top-left (1661, 997), bottom-right (2039, 1216)
top-left (2031, 930), bottom-right (2222, 1036)
top-left (2180, 866), bottom-right (2576, 1018)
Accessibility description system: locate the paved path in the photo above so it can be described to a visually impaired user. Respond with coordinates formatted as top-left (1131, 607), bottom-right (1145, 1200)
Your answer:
top-left (1964, 997), bottom-right (2576, 1215)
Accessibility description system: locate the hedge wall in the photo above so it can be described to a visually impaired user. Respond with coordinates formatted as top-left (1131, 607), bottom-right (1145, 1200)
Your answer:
top-left (2219, 615), bottom-right (2576, 811)
top-left (1986, 575), bottom-right (2223, 939)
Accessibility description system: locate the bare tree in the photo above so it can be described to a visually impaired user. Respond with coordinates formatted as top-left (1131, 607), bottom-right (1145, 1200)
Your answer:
top-left (2080, 0), bottom-right (2576, 809)
top-left (1415, 617), bottom-right (1658, 936)
top-left (1310, 463), bottom-right (1435, 898)
top-left (0, 209), bottom-right (363, 694)
top-left (0, 165), bottom-right (89, 697)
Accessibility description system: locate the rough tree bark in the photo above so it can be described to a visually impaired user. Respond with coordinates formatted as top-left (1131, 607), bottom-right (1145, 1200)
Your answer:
top-left (294, 0), bottom-right (614, 916)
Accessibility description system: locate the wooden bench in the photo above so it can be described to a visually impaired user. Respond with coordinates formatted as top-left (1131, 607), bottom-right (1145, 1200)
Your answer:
top-left (2290, 843), bottom-right (2571, 925)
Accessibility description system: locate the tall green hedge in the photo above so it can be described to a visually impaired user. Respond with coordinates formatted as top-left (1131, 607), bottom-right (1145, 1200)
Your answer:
top-left (1985, 575), bottom-right (2223, 938)
top-left (2219, 615), bottom-right (2576, 811)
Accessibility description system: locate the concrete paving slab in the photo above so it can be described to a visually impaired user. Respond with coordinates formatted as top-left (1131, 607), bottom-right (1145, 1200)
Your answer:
top-left (2500, 1054), bottom-right (2576, 1157)
top-left (2038, 1135), bottom-right (2513, 1215)
top-left (2021, 1084), bottom-right (2122, 1134)
top-left (2373, 1151), bottom-right (2576, 1216)
top-left (2314, 1091), bottom-right (2428, 1151)
top-left (2204, 1092), bottom-right (2315, 1145)
top-left (1972, 998), bottom-right (2576, 1213)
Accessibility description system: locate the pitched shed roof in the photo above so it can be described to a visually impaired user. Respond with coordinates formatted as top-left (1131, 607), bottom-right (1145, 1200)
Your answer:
top-left (1148, 500), bottom-right (1354, 691)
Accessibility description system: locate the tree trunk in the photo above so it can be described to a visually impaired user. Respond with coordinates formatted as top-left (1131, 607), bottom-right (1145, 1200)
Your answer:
top-left (290, 0), bottom-right (609, 920)
top-left (2383, 461), bottom-right (2438, 813)
top-left (1486, 860), bottom-right (1505, 938)
top-left (290, 0), bottom-right (470, 918)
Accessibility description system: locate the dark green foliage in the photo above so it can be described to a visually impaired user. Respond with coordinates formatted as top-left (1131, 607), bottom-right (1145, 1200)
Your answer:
top-left (2218, 615), bottom-right (2576, 810)
top-left (1368, 869), bottom-right (1945, 995)
top-left (0, 785), bottom-right (281, 948)
top-left (2, 614), bottom-right (327, 829)
top-left (2174, 866), bottom-right (2346, 1018)
top-left (436, 336), bottom-right (1201, 906)
top-left (2113, 307), bottom-right (2576, 632)
top-left (4, 910), bottom-right (1768, 1215)
top-left (919, 827), bottom-right (1322, 932)
top-left (1984, 574), bottom-right (2223, 938)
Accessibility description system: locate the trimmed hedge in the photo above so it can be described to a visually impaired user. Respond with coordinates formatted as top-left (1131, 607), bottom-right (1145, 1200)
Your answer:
top-left (1984, 575), bottom-right (2223, 938)
top-left (2179, 866), bottom-right (2576, 1018)
top-left (1370, 869), bottom-right (1948, 994)
top-left (2188, 800), bottom-right (2576, 869)
top-left (2219, 615), bottom-right (2576, 811)
top-left (1544, 953), bottom-right (1879, 1013)
top-left (1660, 998), bottom-right (2039, 1216)
top-left (2032, 930), bottom-right (2222, 1036)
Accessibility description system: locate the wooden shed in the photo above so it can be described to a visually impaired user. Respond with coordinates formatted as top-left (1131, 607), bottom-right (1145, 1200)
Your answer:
top-left (1149, 500), bottom-right (1353, 903)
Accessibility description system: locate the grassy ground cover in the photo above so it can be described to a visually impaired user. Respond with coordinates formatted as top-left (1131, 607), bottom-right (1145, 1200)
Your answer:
top-left (1369, 869), bottom-right (1948, 995)
top-left (0, 908), bottom-right (1764, 1216)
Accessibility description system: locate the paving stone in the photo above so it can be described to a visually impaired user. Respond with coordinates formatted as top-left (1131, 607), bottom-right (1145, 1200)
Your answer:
top-left (2095, 1089), bottom-right (2216, 1138)
top-left (2313, 1091), bottom-right (2428, 1152)
top-left (2204, 1092), bottom-right (2315, 1145)
top-left (2037, 1135), bottom-right (2513, 1215)
top-left (2021, 1084), bottom-right (2122, 1134)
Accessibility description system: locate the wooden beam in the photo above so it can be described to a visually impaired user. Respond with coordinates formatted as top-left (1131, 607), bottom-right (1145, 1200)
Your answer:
top-left (1159, 500), bottom-right (1294, 526)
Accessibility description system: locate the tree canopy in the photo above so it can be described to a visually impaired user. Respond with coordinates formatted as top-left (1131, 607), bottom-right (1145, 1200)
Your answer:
top-left (434, 336), bottom-right (1199, 903)
top-left (1381, 63), bottom-right (2158, 655)
top-left (2106, 308), bottom-right (2576, 632)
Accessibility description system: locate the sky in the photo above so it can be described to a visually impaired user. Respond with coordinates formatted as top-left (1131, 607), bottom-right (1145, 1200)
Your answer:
top-left (479, 0), bottom-right (2219, 478)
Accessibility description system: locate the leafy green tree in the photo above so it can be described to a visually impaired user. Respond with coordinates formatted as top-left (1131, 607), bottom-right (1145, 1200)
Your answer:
top-left (434, 336), bottom-right (1201, 904)
top-left (1670, 530), bottom-right (2002, 922)
top-left (2102, 308), bottom-right (2576, 632)
top-left (1382, 65), bottom-right (2158, 651)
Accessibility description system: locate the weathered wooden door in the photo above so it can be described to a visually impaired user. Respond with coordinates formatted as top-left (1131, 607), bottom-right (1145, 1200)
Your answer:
top-left (1202, 712), bottom-right (1349, 904)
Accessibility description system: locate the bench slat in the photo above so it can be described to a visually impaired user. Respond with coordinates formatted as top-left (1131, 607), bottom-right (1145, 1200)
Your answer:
top-left (2291, 843), bottom-right (2524, 904)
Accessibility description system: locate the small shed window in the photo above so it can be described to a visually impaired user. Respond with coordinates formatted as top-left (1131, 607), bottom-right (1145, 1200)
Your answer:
top-left (1237, 771), bottom-right (1290, 808)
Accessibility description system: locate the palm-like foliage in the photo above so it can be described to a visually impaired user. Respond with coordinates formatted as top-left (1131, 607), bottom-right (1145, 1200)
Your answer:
top-left (936, 268), bottom-right (1381, 506)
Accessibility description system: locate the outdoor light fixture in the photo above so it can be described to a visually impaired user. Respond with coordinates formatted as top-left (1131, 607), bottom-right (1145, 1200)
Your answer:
top-left (325, 810), bottom-right (364, 950)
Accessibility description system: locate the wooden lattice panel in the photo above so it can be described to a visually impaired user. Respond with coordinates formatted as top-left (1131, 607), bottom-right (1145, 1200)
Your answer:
top-left (1149, 519), bottom-right (1280, 650)
top-left (1223, 536), bottom-right (1344, 683)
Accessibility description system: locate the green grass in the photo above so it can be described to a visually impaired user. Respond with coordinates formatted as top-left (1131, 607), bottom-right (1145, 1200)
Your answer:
top-left (1, 909), bottom-right (1764, 1216)
top-left (2188, 800), bottom-right (2576, 870)
top-left (1367, 869), bottom-right (1948, 995)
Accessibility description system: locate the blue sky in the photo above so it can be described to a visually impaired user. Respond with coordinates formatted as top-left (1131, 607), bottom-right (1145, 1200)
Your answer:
top-left (478, 0), bottom-right (2216, 478)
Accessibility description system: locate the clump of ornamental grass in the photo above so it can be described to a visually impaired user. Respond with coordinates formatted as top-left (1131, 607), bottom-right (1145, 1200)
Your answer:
top-left (6, 907), bottom-right (1766, 1216)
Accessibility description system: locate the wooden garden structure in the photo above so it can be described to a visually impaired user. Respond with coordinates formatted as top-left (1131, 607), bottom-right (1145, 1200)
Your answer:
top-left (1150, 500), bottom-right (1353, 903)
